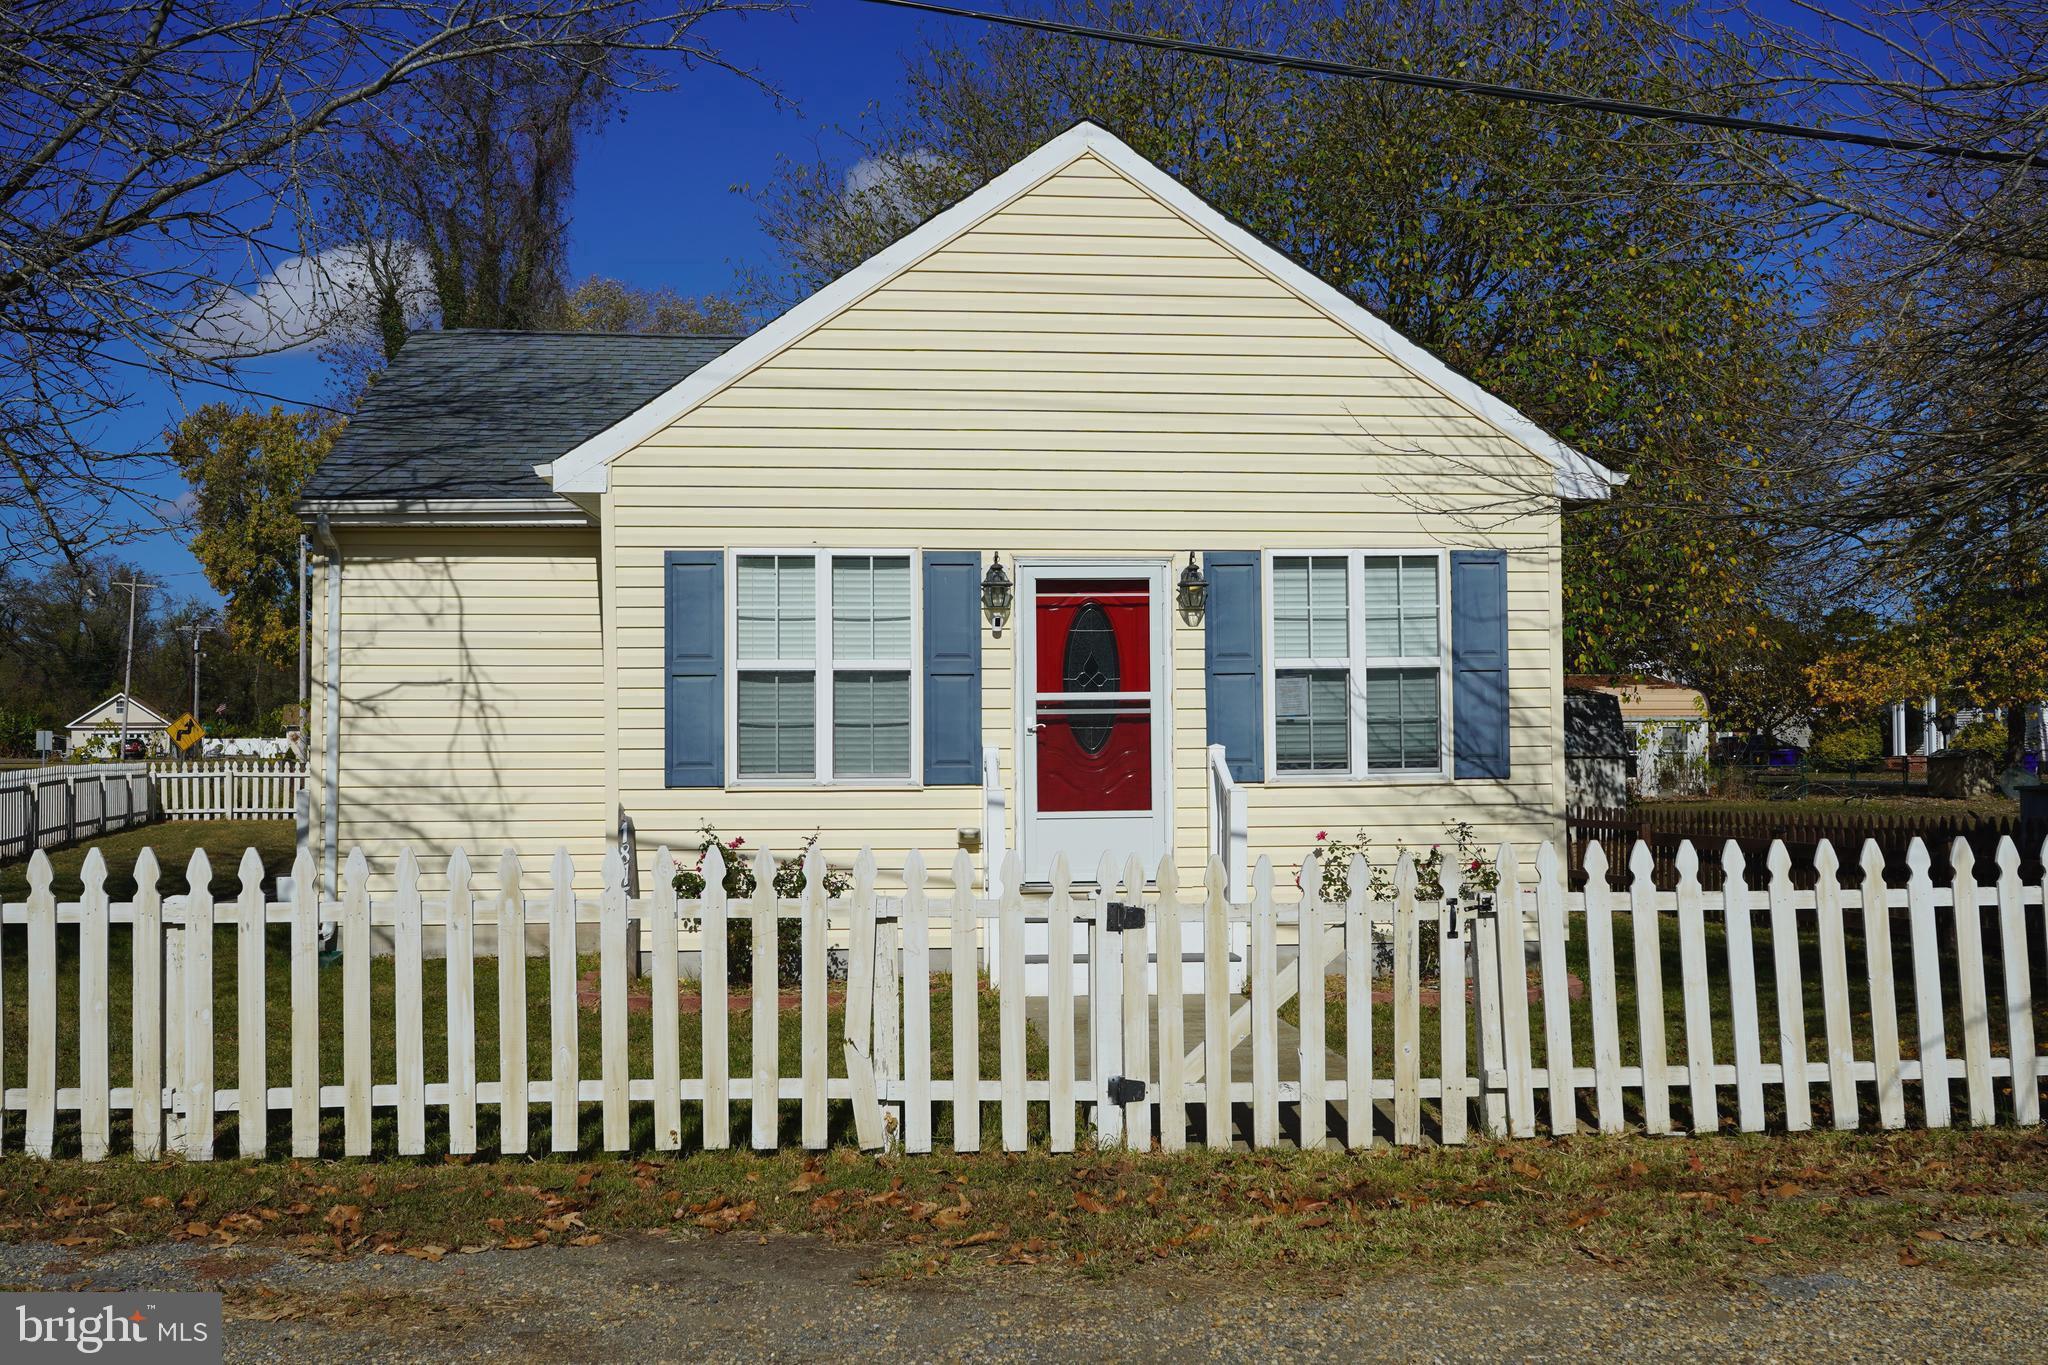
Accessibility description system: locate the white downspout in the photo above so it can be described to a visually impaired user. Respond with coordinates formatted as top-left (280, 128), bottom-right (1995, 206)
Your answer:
top-left (314, 515), bottom-right (343, 900)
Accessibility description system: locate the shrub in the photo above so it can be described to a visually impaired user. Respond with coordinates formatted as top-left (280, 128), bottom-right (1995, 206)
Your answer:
top-left (1809, 723), bottom-right (1882, 768)
top-left (1302, 821), bottom-right (1501, 981)
top-left (1946, 717), bottom-right (2008, 757)
top-left (673, 822), bottom-right (851, 987)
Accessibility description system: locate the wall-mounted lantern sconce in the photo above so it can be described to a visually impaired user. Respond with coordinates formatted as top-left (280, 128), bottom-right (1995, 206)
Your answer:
top-left (981, 552), bottom-right (1014, 632)
top-left (1176, 551), bottom-right (1207, 620)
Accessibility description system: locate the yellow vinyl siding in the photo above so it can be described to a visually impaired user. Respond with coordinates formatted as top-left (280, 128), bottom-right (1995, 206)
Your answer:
top-left (309, 527), bottom-right (606, 893)
top-left (604, 150), bottom-right (1567, 887)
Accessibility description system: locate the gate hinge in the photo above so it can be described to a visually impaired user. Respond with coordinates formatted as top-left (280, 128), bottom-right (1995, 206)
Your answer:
top-left (1106, 1076), bottom-right (1146, 1105)
top-left (1105, 900), bottom-right (1146, 933)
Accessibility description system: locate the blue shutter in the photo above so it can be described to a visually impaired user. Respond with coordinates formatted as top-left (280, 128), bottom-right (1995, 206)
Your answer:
top-left (665, 551), bottom-right (723, 788)
top-left (922, 552), bottom-right (982, 785)
top-left (1204, 551), bottom-right (1264, 782)
top-left (1451, 550), bottom-right (1510, 780)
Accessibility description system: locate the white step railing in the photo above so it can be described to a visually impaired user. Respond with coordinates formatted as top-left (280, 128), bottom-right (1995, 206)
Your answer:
top-left (1207, 743), bottom-right (1248, 900)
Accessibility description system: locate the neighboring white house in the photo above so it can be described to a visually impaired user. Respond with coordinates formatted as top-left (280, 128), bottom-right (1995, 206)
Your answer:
top-left (64, 692), bottom-right (173, 756)
top-left (1566, 674), bottom-right (1711, 797)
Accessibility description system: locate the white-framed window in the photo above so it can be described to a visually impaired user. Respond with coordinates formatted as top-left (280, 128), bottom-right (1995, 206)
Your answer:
top-left (1265, 550), bottom-right (1449, 779)
top-left (731, 550), bottom-right (918, 784)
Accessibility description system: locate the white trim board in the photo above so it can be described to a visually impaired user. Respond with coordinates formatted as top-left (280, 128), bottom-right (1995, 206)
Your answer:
top-left (1015, 557), bottom-right (1174, 888)
top-left (542, 121), bottom-right (1625, 502)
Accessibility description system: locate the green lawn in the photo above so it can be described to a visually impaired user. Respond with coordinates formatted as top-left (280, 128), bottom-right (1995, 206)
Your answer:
top-left (0, 1129), bottom-right (2042, 1286)
top-left (0, 818), bottom-right (299, 902)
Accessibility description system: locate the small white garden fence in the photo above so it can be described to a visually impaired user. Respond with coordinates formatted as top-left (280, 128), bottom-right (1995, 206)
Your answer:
top-left (148, 758), bottom-right (307, 821)
top-left (0, 833), bottom-right (2042, 1161)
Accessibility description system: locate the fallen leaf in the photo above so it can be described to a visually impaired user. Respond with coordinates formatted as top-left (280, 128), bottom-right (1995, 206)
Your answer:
top-left (569, 1234), bottom-right (603, 1247)
top-left (952, 1228), bottom-right (1004, 1248)
top-left (1745, 1235), bottom-right (1774, 1246)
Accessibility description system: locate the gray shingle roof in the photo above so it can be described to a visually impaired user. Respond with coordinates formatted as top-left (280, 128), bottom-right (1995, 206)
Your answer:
top-left (300, 329), bottom-right (743, 504)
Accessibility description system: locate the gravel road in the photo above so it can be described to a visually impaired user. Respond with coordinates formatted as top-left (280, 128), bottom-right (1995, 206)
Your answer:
top-left (3, 1232), bottom-right (2043, 1362)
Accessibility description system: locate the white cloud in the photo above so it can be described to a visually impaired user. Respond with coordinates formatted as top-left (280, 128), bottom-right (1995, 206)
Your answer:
top-left (841, 148), bottom-right (954, 221)
top-left (179, 241), bottom-right (435, 359)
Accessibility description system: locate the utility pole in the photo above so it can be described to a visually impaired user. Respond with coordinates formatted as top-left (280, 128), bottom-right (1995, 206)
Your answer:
top-left (191, 623), bottom-right (204, 719)
top-left (111, 576), bottom-right (161, 759)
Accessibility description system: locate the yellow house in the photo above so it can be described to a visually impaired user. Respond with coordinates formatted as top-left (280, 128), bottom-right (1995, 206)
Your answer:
top-left (299, 122), bottom-right (1621, 931)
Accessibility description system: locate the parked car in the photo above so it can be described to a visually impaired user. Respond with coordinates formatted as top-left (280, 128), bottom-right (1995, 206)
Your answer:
top-left (121, 737), bottom-right (148, 760)
top-left (1715, 736), bottom-right (1803, 768)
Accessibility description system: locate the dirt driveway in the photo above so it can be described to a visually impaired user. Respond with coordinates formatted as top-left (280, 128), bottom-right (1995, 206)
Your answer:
top-left (5, 1231), bottom-right (2045, 1362)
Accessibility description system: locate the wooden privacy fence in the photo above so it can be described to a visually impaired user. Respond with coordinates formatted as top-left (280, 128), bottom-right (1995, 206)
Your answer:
top-left (0, 764), bottom-right (151, 860)
top-left (1568, 803), bottom-right (2044, 889)
top-left (148, 758), bottom-right (307, 821)
top-left (1, 834), bottom-right (2044, 1161)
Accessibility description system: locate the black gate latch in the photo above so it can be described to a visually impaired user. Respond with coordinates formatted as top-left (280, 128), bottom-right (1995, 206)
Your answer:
top-left (1106, 1076), bottom-right (1147, 1104)
top-left (1443, 894), bottom-right (1495, 941)
top-left (1105, 900), bottom-right (1146, 933)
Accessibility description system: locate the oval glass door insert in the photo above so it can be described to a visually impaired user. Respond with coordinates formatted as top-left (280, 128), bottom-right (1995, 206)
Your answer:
top-left (1062, 600), bottom-right (1120, 754)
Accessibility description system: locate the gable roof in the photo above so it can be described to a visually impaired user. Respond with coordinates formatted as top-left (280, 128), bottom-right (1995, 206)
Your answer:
top-left (300, 329), bottom-right (744, 513)
top-left (66, 693), bottom-right (172, 731)
top-left (543, 121), bottom-right (1623, 500)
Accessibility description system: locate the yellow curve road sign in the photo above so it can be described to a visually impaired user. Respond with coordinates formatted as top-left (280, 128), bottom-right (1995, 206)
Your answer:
top-left (168, 713), bottom-right (204, 753)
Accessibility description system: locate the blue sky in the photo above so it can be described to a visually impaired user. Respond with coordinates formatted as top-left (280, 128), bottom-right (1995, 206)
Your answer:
top-left (116, 0), bottom-right (1836, 603)
top-left (118, 2), bottom-right (935, 601)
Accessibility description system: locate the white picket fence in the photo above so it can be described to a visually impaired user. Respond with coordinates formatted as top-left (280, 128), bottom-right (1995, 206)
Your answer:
top-left (1, 833), bottom-right (2043, 1161)
top-left (0, 764), bottom-right (151, 859)
top-left (148, 759), bottom-right (307, 820)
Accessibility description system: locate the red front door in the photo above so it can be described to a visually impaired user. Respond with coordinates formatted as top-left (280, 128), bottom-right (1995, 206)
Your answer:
top-left (1033, 578), bottom-right (1153, 814)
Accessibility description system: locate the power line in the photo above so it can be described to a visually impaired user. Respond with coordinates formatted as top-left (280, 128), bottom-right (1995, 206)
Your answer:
top-left (856, 0), bottom-right (2048, 171)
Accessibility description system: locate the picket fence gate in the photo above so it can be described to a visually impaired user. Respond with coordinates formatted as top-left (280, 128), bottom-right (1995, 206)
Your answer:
top-left (148, 759), bottom-right (308, 821)
top-left (2, 833), bottom-right (2044, 1162)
